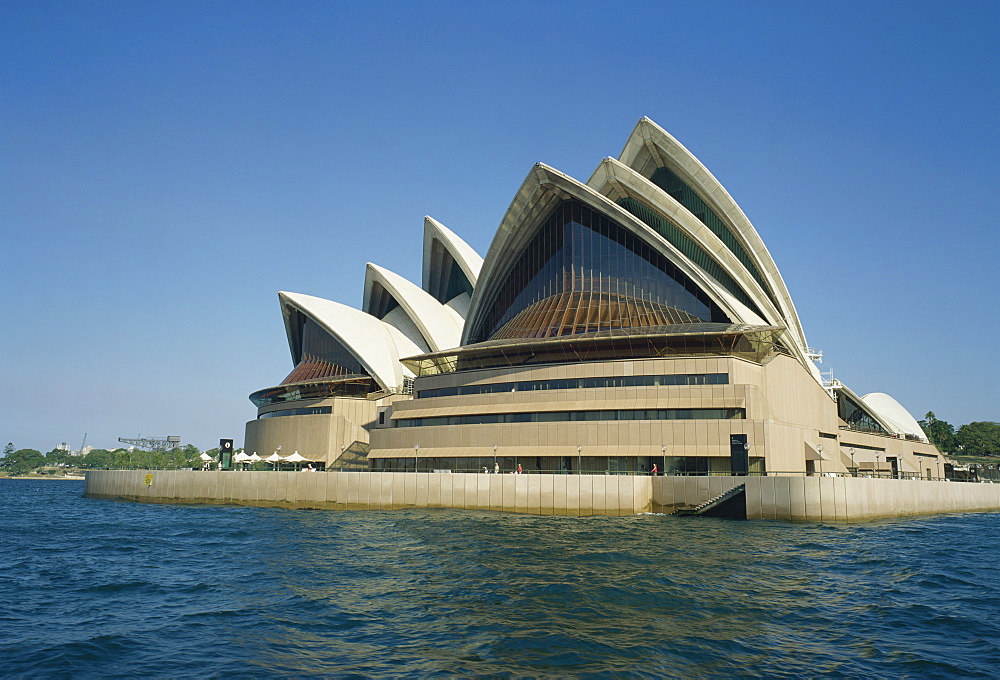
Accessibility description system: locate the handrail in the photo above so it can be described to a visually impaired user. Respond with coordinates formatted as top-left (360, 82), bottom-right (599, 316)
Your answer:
top-left (75, 467), bottom-right (998, 483)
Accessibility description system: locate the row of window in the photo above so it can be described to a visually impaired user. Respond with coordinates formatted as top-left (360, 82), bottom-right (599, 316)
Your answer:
top-left (416, 373), bottom-right (729, 399)
top-left (396, 408), bottom-right (745, 428)
top-left (259, 406), bottom-right (333, 419)
top-left (371, 455), bottom-right (748, 475)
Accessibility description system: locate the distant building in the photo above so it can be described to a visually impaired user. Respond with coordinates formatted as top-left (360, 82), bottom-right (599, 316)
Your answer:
top-left (245, 118), bottom-right (942, 478)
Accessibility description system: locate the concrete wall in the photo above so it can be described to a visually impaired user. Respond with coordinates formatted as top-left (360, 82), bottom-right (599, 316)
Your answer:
top-left (86, 470), bottom-right (1000, 521)
top-left (743, 476), bottom-right (1000, 521)
top-left (84, 470), bottom-right (650, 516)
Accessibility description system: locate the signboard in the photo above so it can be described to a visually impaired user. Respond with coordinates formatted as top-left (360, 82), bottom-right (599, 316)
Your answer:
top-left (220, 439), bottom-right (234, 470)
top-left (144, 474), bottom-right (153, 486)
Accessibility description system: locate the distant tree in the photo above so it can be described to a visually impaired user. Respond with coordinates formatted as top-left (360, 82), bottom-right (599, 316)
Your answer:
top-left (3, 442), bottom-right (14, 459)
top-left (955, 422), bottom-right (1000, 457)
top-left (177, 444), bottom-right (201, 468)
top-left (45, 448), bottom-right (71, 465)
top-left (81, 448), bottom-right (114, 469)
top-left (919, 412), bottom-right (958, 454)
top-left (7, 449), bottom-right (45, 476)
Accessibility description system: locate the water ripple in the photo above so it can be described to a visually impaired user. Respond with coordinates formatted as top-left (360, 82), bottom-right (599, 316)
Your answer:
top-left (1, 480), bottom-right (999, 677)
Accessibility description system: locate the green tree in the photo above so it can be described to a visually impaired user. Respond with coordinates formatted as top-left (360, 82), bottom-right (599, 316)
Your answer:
top-left (82, 448), bottom-right (114, 469)
top-left (955, 421), bottom-right (1000, 457)
top-left (46, 448), bottom-right (71, 465)
top-left (918, 412), bottom-right (957, 453)
top-left (7, 449), bottom-right (45, 475)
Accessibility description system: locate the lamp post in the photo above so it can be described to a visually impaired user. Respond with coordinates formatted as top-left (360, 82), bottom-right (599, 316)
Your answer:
top-left (937, 458), bottom-right (942, 480)
top-left (744, 442), bottom-right (751, 477)
top-left (413, 444), bottom-right (419, 473)
top-left (493, 444), bottom-right (498, 473)
top-left (875, 452), bottom-right (881, 478)
top-left (849, 448), bottom-right (856, 476)
top-left (817, 444), bottom-right (824, 476)
top-left (577, 445), bottom-right (582, 476)
top-left (661, 445), bottom-right (666, 477)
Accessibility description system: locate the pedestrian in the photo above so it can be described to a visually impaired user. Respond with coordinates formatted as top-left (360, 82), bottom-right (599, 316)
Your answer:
top-left (517, 463), bottom-right (523, 474)
top-left (651, 463), bottom-right (658, 476)
top-left (494, 462), bottom-right (500, 474)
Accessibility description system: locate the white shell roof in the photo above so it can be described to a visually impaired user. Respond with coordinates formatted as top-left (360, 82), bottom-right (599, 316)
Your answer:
top-left (279, 291), bottom-right (418, 391)
top-left (363, 263), bottom-right (464, 352)
top-left (422, 216), bottom-right (484, 301)
top-left (861, 392), bottom-right (928, 440)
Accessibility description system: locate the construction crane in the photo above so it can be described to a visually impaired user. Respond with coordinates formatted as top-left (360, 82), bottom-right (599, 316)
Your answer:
top-left (117, 435), bottom-right (182, 451)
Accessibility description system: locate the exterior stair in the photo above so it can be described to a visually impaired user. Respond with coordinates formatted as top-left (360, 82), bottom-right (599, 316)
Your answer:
top-left (673, 483), bottom-right (747, 519)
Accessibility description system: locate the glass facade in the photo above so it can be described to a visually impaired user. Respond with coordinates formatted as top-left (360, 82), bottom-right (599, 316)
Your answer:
top-left (427, 243), bottom-right (474, 305)
top-left (250, 378), bottom-right (376, 408)
top-left (837, 393), bottom-right (889, 435)
top-left (281, 312), bottom-right (373, 386)
top-left (396, 408), bottom-right (745, 428)
top-left (468, 199), bottom-right (729, 343)
top-left (366, 281), bottom-right (400, 320)
top-left (416, 373), bottom-right (728, 399)
top-left (648, 166), bottom-right (776, 307)
top-left (444, 259), bottom-right (473, 302)
top-left (371, 455), bottom-right (755, 476)
top-left (617, 197), bottom-right (766, 319)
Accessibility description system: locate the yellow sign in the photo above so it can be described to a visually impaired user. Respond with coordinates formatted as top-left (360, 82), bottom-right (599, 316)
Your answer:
top-left (145, 474), bottom-right (153, 486)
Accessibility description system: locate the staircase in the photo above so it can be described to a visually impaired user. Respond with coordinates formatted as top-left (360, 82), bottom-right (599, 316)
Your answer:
top-left (673, 483), bottom-right (747, 519)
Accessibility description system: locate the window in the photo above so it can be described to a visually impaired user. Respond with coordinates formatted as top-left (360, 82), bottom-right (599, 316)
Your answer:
top-left (396, 408), bottom-right (745, 428)
top-left (415, 373), bottom-right (728, 399)
top-left (259, 406), bottom-right (333, 419)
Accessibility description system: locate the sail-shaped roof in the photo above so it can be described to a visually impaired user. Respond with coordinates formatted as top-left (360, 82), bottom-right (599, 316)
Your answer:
top-left (617, 117), bottom-right (809, 353)
top-left (362, 263), bottom-right (464, 352)
top-left (861, 392), bottom-right (929, 440)
top-left (463, 163), bottom-right (774, 345)
top-left (279, 291), bottom-right (420, 391)
top-left (422, 216), bottom-right (483, 309)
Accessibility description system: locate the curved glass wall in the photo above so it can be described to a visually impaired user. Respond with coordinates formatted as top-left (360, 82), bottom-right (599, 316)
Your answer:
top-left (366, 281), bottom-right (400, 320)
top-left (427, 242), bottom-right (474, 304)
top-left (468, 199), bottom-right (728, 343)
top-left (617, 197), bottom-right (766, 319)
top-left (416, 373), bottom-right (727, 399)
top-left (282, 313), bottom-right (374, 386)
top-left (837, 393), bottom-right (889, 435)
top-left (259, 406), bottom-right (333, 419)
top-left (648, 166), bottom-right (776, 307)
top-left (250, 377), bottom-right (377, 408)
top-left (396, 408), bottom-right (744, 428)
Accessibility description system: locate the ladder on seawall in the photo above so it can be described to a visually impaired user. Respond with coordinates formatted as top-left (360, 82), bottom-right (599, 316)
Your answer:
top-left (673, 483), bottom-right (747, 517)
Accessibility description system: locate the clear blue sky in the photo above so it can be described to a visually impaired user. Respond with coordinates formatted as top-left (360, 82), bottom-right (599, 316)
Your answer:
top-left (2, 0), bottom-right (997, 452)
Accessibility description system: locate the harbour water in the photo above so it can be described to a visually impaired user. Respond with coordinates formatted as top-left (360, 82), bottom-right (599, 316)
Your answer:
top-left (2, 479), bottom-right (998, 677)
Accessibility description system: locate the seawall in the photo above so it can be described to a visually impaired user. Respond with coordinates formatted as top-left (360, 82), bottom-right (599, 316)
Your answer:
top-left (84, 470), bottom-right (1000, 521)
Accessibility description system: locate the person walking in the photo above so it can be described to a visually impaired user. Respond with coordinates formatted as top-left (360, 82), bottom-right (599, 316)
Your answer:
top-left (651, 463), bottom-right (658, 476)
top-left (517, 463), bottom-right (523, 474)
top-left (494, 462), bottom-right (500, 474)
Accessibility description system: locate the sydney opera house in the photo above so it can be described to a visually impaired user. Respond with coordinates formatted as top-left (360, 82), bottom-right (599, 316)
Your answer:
top-left (245, 118), bottom-right (941, 479)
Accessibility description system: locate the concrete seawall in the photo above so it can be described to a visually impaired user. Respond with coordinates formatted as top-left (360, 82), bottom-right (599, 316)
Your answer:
top-left (84, 470), bottom-right (1000, 521)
